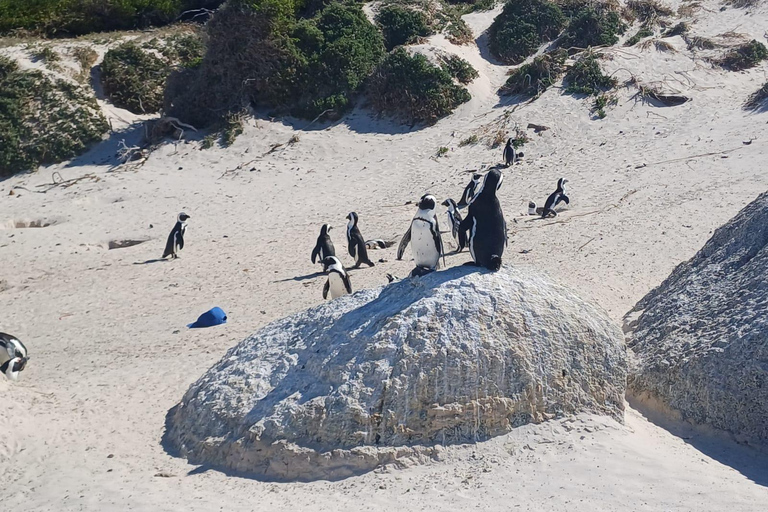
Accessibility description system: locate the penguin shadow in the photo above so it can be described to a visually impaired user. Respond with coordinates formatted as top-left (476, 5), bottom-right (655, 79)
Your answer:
top-left (273, 270), bottom-right (326, 283)
top-left (133, 258), bottom-right (171, 265)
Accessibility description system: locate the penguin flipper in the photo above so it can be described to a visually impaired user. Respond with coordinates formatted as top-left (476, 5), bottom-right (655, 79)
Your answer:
top-left (343, 273), bottom-right (353, 294)
top-left (177, 233), bottom-right (184, 251)
top-left (458, 228), bottom-right (467, 252)
top-left (322, 279), bottom-right (330, 300)
top-left (560, 194), bottom-right (570, 205)
top-left (432, 216), bottom-right (445, 268)
top-left (396, 227), bottom-right (412, 261)
top-left (311, 244), bottom-right (320, 264)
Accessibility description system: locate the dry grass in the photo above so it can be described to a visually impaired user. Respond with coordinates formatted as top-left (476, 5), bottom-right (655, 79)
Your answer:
top-left (723, 0), bottom-right (760, 8)
top-left (626, 0), bottom-right (674, 24)
top-left (72, 46), bottom-right (98, 83)
top-left (744, 82), bottom-right (768, 111)
top-left (677, 2), bottom-right (701, 17)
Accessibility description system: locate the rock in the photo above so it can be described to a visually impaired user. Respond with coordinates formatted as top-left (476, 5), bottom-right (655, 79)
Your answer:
top-left (626, 191), bottom-right (768, 448)
top-left (165, 266), bottom-right (626, 481)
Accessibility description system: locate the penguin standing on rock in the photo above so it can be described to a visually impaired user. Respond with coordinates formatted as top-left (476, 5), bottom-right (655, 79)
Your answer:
top-left (541, 178), bottom-right (569, 218)
top-left (311, 224), bottom-right (336, 264)
top-left (321, 256), bottom-right (353, 299)
top-left (162, 212), bottom-right (190, 259)
top-left (459, 169), bottom-right (507, 271)
top-left (441, 198), bottom-right (466, 252)
top-left (503, 139), bottom-right (523, 166)
top-left (346, 212), bottom-right (375, 268)
top-left (397, 194), bottom-right (445, 276)
top-left (456, 173), bottom-right (483, 209)
top-left (0, 332), bottom-right (29, 381)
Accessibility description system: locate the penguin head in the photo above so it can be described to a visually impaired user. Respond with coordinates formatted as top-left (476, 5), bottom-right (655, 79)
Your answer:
top-left (346, 212), bottom-right (358, 226)
top-left (557, 178), bottom-right (568, 190)
top-left (507, 138), bottom-right (513, 145)
top-left (320, 223), bottom-right (332, 235)
top-left (441, 198), bottom-right (457, 211)
top-left (2, 356), bottom-right (28, 381)
top-left (418, 194), bottom-right (436, 211)
top-left (322, 255), bottom-right (343, 272)
top-left (178, 212), bottom-right (190, 222)
top-left (482, 169), bottom-right (503, 194)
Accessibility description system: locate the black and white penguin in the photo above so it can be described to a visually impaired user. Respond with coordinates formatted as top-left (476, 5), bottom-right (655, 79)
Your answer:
top-left (541, 178), bottom-right (570, 218)
top-left (528, 201), bottom-right (537, 215)
top-left (397, 194), bottom-right (445, 275)
top-left (321, 256), bottom-right (353, 299)
top-left (503, 138), bottom-right (524, 167)
top-left (0, 332), bottom-right (29, 381)
top-left (162, 212), bottom-right (190, 259)
top-left (459, 169), bottom-right (507, 271)
top-left (456, 173), bottom-right (483, 209)
top-left (311, 224), bottom-right (336, 264)
top-left (346, 212), bottom-right (375, 268)
top-left (441, 198), bottom-right (466, 252)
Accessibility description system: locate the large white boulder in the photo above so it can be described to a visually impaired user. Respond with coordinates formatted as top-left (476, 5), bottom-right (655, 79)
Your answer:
top-left (627, 191), bottom-right (768, 448)
top-left (166, 265), bottom-right (627, 480)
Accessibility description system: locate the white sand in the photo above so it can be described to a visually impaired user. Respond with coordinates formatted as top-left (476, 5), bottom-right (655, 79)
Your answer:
top-left (2, 1), bottom-right (768, 509)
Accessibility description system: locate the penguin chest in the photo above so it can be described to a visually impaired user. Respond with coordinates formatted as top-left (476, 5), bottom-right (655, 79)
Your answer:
top-left (328, 273), bottom-right (348, 299)
top-left (412, 220), bottom-right (439, 268)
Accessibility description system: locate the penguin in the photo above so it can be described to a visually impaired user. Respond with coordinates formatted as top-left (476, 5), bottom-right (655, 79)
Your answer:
top-left (0, 332), bottom-right (29, 381)
top-left (456, 173), bottom-right (483, 209)
top-left (311, 224), bottom-right (336, 264)
top-left (321, 256), bottom-right (353, 299)
top-left (441, 198), bottom-right (466, 252)
top-left (162, 212), bottom-right (190, 259)
top-left (528, 201), bottom-right (537, 215)
top-left (397, 194), bottom-right (445, 276)
top-left (503, 138), bottom-right (524, 166)
top-left (346, 212), bottom-right (375, 268)
top-left (459, 169), bottom-right (507, 271)
top-left (541, 178), bottom-right (569, 218)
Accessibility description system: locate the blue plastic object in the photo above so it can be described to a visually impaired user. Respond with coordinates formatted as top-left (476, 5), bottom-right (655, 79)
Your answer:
top-left (188, 307), bottom-right (228, 328)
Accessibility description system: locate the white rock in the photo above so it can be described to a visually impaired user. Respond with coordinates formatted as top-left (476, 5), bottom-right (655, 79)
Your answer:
top-left (166, 265), bottom-right (626, 480)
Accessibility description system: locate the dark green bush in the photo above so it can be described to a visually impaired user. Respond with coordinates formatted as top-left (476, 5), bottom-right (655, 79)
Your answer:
top-left (367, 48), bottom-right (471, 123)
top-left (0, 1), bottom-right (224, 36)
top-left (625, 0), bottom-right (673, 24)
top-left (488, 0), bottom-right (566, 64)
top-left (101, 43), bottom-right (168, 113)
top-left (564, 52), bottom-right (616, 95)
top-left (625, 27), bottom-right (653, 46)
top-left (499, 48), bottom-right (567, 96)
top-left (719, 40), bottom-right (768, 71)
top-left (440, 54), bottom-right (478, 84)
top-left (376, 5), bottom-right (431, 51)
top-left (559, 6), bottom-right (626, 49)
top-left (0, 56), bottom-right (108, 176)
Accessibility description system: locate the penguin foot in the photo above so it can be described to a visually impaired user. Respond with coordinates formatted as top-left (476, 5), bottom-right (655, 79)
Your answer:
top-left (462, 261), bottom-right (480, 267)
top-left (409, 266), bottom-right (435, 278)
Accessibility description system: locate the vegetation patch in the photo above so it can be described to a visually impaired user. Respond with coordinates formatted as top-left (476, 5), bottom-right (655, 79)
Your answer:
top-left (0, 56), bottom-right (108, 176)
top-left (559, 5), bottom-right (626, 49)
top-left (488, 0), bottom-right (566, 64)
top-left (685, 35), bottom-right (716, 51)
top-left (439, 54), bottom-right (478, 84)
top-left (663, 22), bottom-right (688, 37)
top-left (744, 82), bottom-right (768, 111)
top-left (718, 40), bottom-right (768, 71)
top-left (376, 4), bottom-right (431, 51)
top-left (499, 48), bottom-right (567, 97)
top-left (73, 46), bottom-right (98, 83)
top-left (367, 48), bottom-right (471, 124)
top-left (459, 134), bottom-right (478, 146)
top-left (564, 52), bottom-right (617, 95)
top-left (625, 27), bottom-right (654, 46)
top-left (592, 92), bottom-right (617, 118)
top-left (0, 1), bottom-right (224, 37)
top-left (101, 30), bottom-right (206, 114)
top-left (625, 0), bottom-right (673, 24)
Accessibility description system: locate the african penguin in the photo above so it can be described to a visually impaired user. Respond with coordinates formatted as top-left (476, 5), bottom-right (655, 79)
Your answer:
top-left (0, 332), bottom-right (29, 381)
top-left (162, 212), bottom-right (190, 259)
top-left (322, 256), bottom-right (353, 299)
top-left (456, 173), bottom-right (483, 209)
top-left (311, 224), bottom-right (336, 264)
top-left (503, 139), bottom-right (524, 167)
top-left (346, 212), bottom-right (375, 268)
top-left (441, 198), bottom-right (466, 252)
top-left (541, 178), bottom-right (570, 218)
top-left (459, 169), bottom-right (507, 271)
top-left (397, 194), bottom-right (445, 276)
top-left (528, 201), bottom-right (537, 215)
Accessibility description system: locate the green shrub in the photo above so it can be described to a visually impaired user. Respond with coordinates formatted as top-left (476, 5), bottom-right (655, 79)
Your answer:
top-left (564, 52), bottom-right (617, 95)
top-left (592, 92), bottom-right (616, 118)
top-left (376, 5), bottom-right (431, 51)
top-left (459, 134), bottom-right (478, 146)
top-left (0, 56), bottom-right (108, 176)
top-left (625, 27), bottom-right (653, 46)
top-left (367, 48), bottom-right (471, 123)
top-left (488, 0), bottom-right (566, 64)
top-left (499, 48), bottom-right (567, 97)
top-left (559, 6), bottom-right (626, 49)
top-left (719, 40), bottom-right (768, 71)
top-left (101, 43), bottom-right (167, 114)
top-left (625, 0), bottom-right (673, 24)
top-left (440, 54), bottom-right (478, 84)
top-left (0, 1), bottom-right (224, 36)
